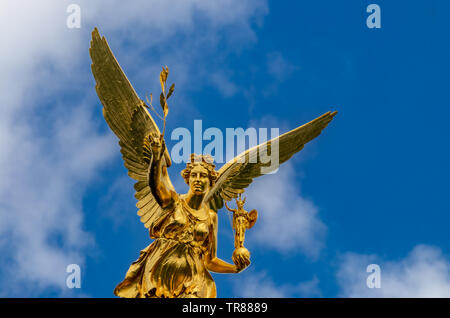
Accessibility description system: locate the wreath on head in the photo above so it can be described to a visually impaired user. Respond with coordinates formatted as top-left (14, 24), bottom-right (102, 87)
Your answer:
top-left (181, 154), bottom-right (218, 186)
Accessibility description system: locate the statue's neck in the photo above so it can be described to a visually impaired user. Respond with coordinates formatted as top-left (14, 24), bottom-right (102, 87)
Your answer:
top-left (184, 192), bottom-right (204, 210)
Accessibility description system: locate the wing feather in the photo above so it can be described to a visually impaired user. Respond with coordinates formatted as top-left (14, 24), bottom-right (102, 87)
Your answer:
top-left (144, 204), bottom-right (163, 229)
top-left (135, 186), bottom-right (151, 201)
top-left (140, 202), bottom-right (158, 224)
top-left (90, 27), bottom-right (173, 229)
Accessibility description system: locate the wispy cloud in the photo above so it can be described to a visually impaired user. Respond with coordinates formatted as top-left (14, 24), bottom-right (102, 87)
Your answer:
top-left (337, 245), bottom-right (450, 297)
top-left (0, 0), bottom-right (268, 296)
top-left (0, 100), bottom-right (114, 296)
top-left (210, 71), bottom-right (239, 97)
top-left (233, 271), bottom-right (321, 297)
top-left (245, 163), bottom-right (326, 259)
top-left (266, 52), bottom-right (299, 82)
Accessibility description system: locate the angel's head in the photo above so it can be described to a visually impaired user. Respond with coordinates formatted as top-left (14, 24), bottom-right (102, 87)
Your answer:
top-left (181, 154), bottom-right (218, 195)
top-left (236, 194), bottom-right (246, 209)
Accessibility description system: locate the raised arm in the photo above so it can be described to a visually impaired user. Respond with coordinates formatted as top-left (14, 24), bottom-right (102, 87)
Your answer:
top-left (224, 201), bottom-right (236, 213)
top-left (147, 134), bottom-right (176, 208)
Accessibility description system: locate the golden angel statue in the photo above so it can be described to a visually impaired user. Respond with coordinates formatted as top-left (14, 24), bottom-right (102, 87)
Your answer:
top-left (89, 28), bottom-right (337, 298)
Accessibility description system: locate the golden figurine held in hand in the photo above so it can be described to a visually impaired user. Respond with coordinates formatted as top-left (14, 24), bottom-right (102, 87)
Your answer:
top-left (89, 27), bottom-right (337, 298)
top-left (225, 195), bottom-right (258, 271)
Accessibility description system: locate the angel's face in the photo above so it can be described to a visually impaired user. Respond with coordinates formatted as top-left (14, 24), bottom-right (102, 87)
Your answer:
top-left (188, 164), bottom-right (210, 195)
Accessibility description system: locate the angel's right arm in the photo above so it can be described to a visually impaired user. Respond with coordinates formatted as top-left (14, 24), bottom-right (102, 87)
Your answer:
top-left (148, 149), bottom-right (176, 209)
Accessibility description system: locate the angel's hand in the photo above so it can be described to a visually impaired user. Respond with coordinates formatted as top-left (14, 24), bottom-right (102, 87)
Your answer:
top-left (232, 247), bottom-right (251, 273)
top-left (148, 132), bottom-right (165, 160)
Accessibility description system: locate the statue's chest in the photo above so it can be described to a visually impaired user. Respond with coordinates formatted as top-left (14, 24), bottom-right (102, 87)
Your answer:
top-left (163, 201), bottom-right (210, 245)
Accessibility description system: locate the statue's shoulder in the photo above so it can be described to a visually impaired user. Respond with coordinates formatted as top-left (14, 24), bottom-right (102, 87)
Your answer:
top-left (208, 208), bottom-right (218, 223)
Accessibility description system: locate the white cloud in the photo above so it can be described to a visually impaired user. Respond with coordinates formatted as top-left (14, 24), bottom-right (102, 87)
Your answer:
top-left (96, 175), bottom-right (136, 231)
top-left (245, 163), bottom-right (326, 259)
top-left (266, 52), bottom-right (298, 82)
top-left (210, 71), bottom-right (239, 97)
top-left (232, 271), bottom-right (321, 297)
top-left (337, 245), bottom-right (450, 297)
top-left (0, 101), bottom-right (114, 296)
top-left (0, 0), bottom-right (268, 296)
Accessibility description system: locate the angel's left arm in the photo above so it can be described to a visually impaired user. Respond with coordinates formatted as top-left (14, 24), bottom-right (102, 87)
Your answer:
top-left (205, 212), bottom-right (238, 274)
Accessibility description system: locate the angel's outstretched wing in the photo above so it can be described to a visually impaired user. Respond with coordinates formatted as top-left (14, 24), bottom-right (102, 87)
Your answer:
top-left (90, 27), bottom-right (174, 229)
top-left (204, 111), bottom-right (337, 211)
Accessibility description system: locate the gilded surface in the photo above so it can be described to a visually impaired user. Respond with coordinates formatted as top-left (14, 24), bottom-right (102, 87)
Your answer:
top-left (89, 27), bottom-right (337, 298)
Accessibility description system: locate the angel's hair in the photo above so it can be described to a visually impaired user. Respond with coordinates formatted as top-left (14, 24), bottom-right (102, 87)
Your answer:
top-left (181, 154), bottom-right (218, 186)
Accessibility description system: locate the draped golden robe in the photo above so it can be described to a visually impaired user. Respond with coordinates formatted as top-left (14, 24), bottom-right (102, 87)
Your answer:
top-left (114, 197), bottom-right (216, 298)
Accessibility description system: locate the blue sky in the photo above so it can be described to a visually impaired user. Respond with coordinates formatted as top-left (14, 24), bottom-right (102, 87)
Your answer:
top-left (1, 0), bottom-right (450, 297)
